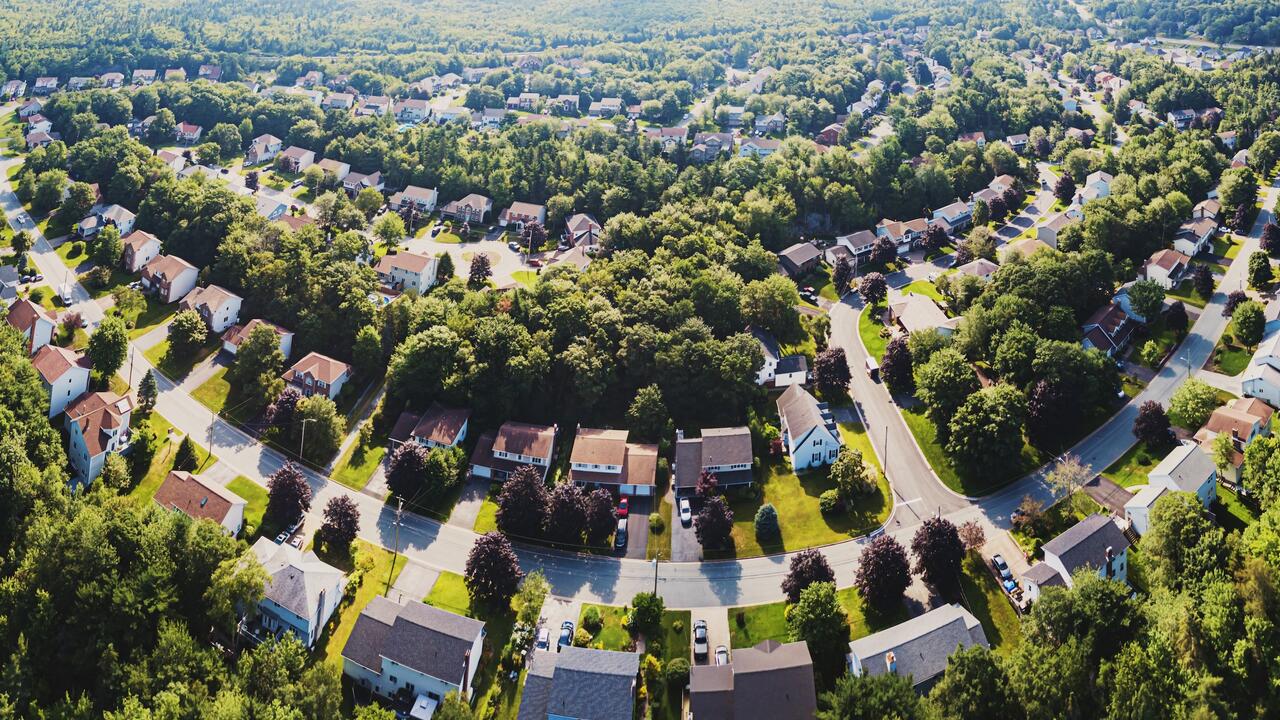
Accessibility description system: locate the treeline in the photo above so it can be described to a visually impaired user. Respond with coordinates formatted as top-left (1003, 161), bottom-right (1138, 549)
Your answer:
top-left (1086, 0), bottom-right (1280, 45)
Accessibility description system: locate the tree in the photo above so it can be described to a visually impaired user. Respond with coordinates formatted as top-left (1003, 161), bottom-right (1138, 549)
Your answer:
top-left (781, 548), bottom-right (836, 603)
top-left (627, 384), bottom-right (669, 442)
top-left (372, 212), bottom-right (407, 247)
top-left (869, 236), bottom-right (896, 266)
top-left (32, 170), bottom-right (68, 214)
top-left (911, 517), bottom-right (964, 594)
top-left (1166, 300), bottom-right (1188, 336)
top-left (436, 252), bottom-right (455, 283)
top-left (423, 446), bottom-right (463, 499)
top-left (1044, 455), bottom-right (1093, 506)
top-left (1224, 289), bottom-right (1248, 316)
top-left (1193, 263), bottom-right (1214, 299)
top-left (1169, 379), bottom-right (1218, 429)
top-left (819, 672), bottom-right (927, 720)
top-left (989, 195), bottom-right (1008, 223)
top-left (435, 693), bottom-right (476, 720)
top-left (1133, 401), bottom-right (1172, 447)
top-left (94, 224), bottom-right (123, 267)
top-left (496, 465), bottom-right (550, 540)
top-left (628, 592), bottom-right (665, 637)
top-left (946, 384), bottom-right (1026, 473)
top-left (854, 534), bottom-right (911, 612)
top-left (1263, 222), bottom-right (1280, 255)
top-left (512, 570), bottom-right (550, 627)
top-left (301, 166), bottom-right (323, 194)
top-left (352, 324), bottom-right (383, 378)
top-left (294, 395), bottom-right (344, 463)
top-left (858, 272), bottom-right (887, 306)
top-left (99, 453), bottom-right (130, 491)
top-left (1234, 299), bottom-right (1265, 347)
top-left (354, 187), bottom-right (384, 219)
top-left (521, 221), bottom-right (548, 253)
top-left (754, 503), bottom-right (780, 541)
top-left (265, 462), bottom-right (311, 524)
top-left (830, 447), bottom-right (876, 501)
top-left (208, 123), bottom-right (244, 162)
top-left (465, 532), bottom-right (524, 607)
top-left (87, 315), bottom-right (128, 379)
top-left (11, 230), bottom-right (31, 256)
top-left (173, 435), bottom-right (199, 472)
top-left (922, 223), bottom-right (949, 253)
top-left (958, 520), bottom-right (986, 550)
top-left (1211, 431), bottom-right (1236, 477)
top-left (696, 469), bottom-right (718, 498)
top-left (1024, 379), bottom-right (1066, 449)
top-left (832, 255), bottom-right (853, 296)
top-left (1127, 279), bottom-right (1165, 321)
top-left (546, 482), bottom-right (587, 545)
top-left (138, 369), bottom-right (158, 412)
top-left (1139, 492), bottom-right (1229, 593)
top-left (60, 182), bottom-right (96, 224)
top-left (928, 646), bottom-right (1016, 720)
top-left (914, 348), bottom-right (979, 438)
top-left (168, 309), bottom-right (209, 357)
top-left (972, 199), bottom-right (990, 227)
top-left (694, 495), bottom-right (733, 550)
top-left (813, 346), bottom-right (851, 398)
top-left (1053, 174), bottom-right (1076, 204)
top-left (226, 323), bottom-right (285, 412)
top-left (787, 581), bottom-right (850, 668)
top-left (741, 274), bottom-right (801, 339)
top-left (1249, 251), bottom-right (1274, 289)
top-left (881, 337), bottom-right (913, 394)
top-left (468, 253), bottom-right (492, 289)
top-left (386, 442), bottom-right (430, 498)
top-left (584, 488), bottom-right (617, 546)
top-left (319, 495), bottom-right (360, 552)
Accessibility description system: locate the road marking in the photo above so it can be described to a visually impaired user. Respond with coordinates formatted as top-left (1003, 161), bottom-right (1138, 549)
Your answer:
top-left (894, 497), bottom-right (923, 508)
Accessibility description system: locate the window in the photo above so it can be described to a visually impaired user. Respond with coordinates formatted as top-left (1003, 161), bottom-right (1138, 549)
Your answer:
top-left (389, 675), bottom-right (397, 684)
top-left (811, 452), bottom-right (821, 463)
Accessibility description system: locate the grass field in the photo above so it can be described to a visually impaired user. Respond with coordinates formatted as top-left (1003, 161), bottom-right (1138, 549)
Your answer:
top-left (901, 406), bottom-right (1041, 496)
top-left (578, 603), bottom-right (631, 650)
top-left (1102, 441), bottom-right (1164, 487)
top-left (332, 437), bottom-right (387, 491)
top-left (1011, 492), bottom-right (1102, 557)
top-left (1214, 486), bottom-right (1258, 533)
top-left (124, 297), bottom-right (176, 339)
top-left (226, 476), bottom-right (269, 539)
top-left (1209, 321), bottom-right (1253, 376)
top-left (125, 413), bottom-right (216, 504)
top-left (317, 541), bottom-right (407, 666)
top-left (728, 585), bottom-right (907, 649)
top-left (899, 280), bottom-right (944, 303)
top-left (858, 303), bottom-right (890, 362)
top-left (511, 270), bottom-right (538, 288)
top-left (474, 488), bottom-right (499, 533)
top-left (959, 552), bottom-right (1022, 655)
top-left (1166, 279), bottom-right (1208, 308)
top-left (424, 570), bottom-right (472, 615)
top-left (143, 339), bottom-right (219, 380)
top-left (647, 487), bottom-right (673, 560)
top-left (436, 231), bottom-right (464, 244)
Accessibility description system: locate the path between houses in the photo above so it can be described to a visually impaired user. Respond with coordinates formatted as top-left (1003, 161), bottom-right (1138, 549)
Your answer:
top-left (325, 380), bottom-right (386, 474)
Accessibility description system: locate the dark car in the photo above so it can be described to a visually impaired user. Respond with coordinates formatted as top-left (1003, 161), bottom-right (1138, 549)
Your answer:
top-left (614, 517), bottom-right (628, 550)
top-left (557, 621), bottom-right (574, 651)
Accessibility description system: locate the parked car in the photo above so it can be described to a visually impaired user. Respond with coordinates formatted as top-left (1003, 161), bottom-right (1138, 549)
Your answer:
top-left (865, 356), bottom-right (880, 381)
top-left (614, 517), bottom-right (628, 550)
top-left (616, 496), bottom-right (629, 518)
top-left (430, 225), bottom-right (443, 238)
top-left (557, 621), bottom-right (574, 651)
top-left (528, 259), bottom-right (544, 268)
top-left (274, 531), bottom-right (289, 544)
top-left (535, 627), bottom-right (550, 650)
top-left (693, 620), bottom-right (709, 659)
top-left (507, 241), bottom-right (521, 251)
top-left (678, 497), bottom-right (693, 526)
top-left (714, 646), bottom-right (729, 666)
top-left (992, 554), bottom-right (1013, 582)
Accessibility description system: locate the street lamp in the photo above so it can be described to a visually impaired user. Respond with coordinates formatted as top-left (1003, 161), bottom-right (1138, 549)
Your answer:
top-left (299, 417), bottom-right (316, 462)
top-left (652, 556), bottom-right (659, 595)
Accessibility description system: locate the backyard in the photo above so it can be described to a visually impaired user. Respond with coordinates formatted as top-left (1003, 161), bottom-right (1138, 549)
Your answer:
top-left (316, 541), bottom-right (408, 666)
top-left (423, 571), bottom-right (524, 720)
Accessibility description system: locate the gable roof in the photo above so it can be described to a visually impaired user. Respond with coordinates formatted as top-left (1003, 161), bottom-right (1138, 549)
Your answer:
top-left (411, 403), bottom-right (471, 445)
top-left (32, 344), bottom-right (91, 384)
top-left (570, 427), bottom-right (629, 466)
top-left (141, 254), bottom-right (197, 283)
top-left (221, 319), bottom-right (292, 349)
top-left (7, 298), bottom-right (55, 334)
top-left (66, 391), bottom-right (134, 456)
top-left (342, 596), bottom-right (484, 685)
top-left (122, 229), bottom-right (161, 254)
top-left (690, 639), bottom-right (816, 719)
top-left (284, 352), bottom-right (351, 386)
top-left (776, 384), bottom-right (832, 443)
top-left (375, 251), bottom-right (434, 276)
top-left (846, 604), bottom-right (988, 688)
top-left (750, 326), bottom-right (781, 362)
top-left (493, 421), bottom-right (556, 460)
top-left (180, 284), bottom-right (241, 315)
top-left (778, 242), bottom-right (821, 269)
top-left (250, 537), bottom-right (345, 620)
top-left (518, 646), bottom-right (639, 720)
top-left (153, 470), bottom-right (246, 525)
top-left (673, 427), bottom-right (754, 489)
top-left (1149, 442), bottom-right (1215, 493)
top-left (1042, 514), bottom-right (1130, 576)
top-left (890, 294), bottom-right (955, 335)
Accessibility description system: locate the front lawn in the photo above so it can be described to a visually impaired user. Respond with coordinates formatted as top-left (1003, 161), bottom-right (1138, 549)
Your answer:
top-left (316, 541), bottom-right (408, 666)
top-left (511, 270), bottom-right (538, 287)
top-left (226, 475), bottom-right (272, 540)
top-left (1102, 441), bottom-right (1165, 488)
top-left (1134, 318), bottom-right (1179, 369)
top-left (124, 297), bottom-right (176, 339)
top-left (1167, 279), bottom-right (1208, 309)
top-left (1212, 234), bottom-right (1242, 261)
top-left (332, 435), bottom-right (388, 491)
top-left (423, 570), bottom-right (523, 720)
top-left (1209, 321), bottom-right (1253, 376)
top-left (191, 366), bottom-right (232, 412)
top-left (1010, 491), bottom-right (1103, 558)
top-left (424, 570), bottom-right (472, 615)
top-left (858, 303), bottom-right (890, 362)
top-left (959, 552), bottom-right (1021, 655)
top-left (647, 487), bottom-right (673, 560)
top-left (728, 586), bottom-right (907, 649)
top-left (436, 231), bottom-right (464, 244)
top-left (578, 603), bottom-right (631, 650)
top-left (54, 237), bottom-right (90, 269)
top-left (797, 266), bottom-right (838, 302)
top-left (144, 339), bottom-right (220, 381)
top-left (125, 413), bottom-right (216, 504)
top-left (899, 280), bottom-right (944, 303)
top-left (474, 488), bottom-right (499, 533)
top-left (901, 406), bottom-right (1041, 496)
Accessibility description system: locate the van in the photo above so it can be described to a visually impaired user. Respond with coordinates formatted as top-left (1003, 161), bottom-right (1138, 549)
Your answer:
top-left (865, 356), bottom-right (880, 381)
top-left (614, 517), bottom-right (628, 550)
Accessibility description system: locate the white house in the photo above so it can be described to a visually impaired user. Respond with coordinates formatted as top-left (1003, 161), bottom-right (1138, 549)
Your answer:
top-left (1243, 330), bottom-right (1280, 405)
top-left (567, 426), bottom-right (658, 497)
top-left (751, 327), bottom-right (782, 385)
top-left (6, 299), bottom-right (56, 355)
top-left (121, 230), bottom-right (162, 273)
top-left (776, 384), bottom-right (842, 472)
top-left (278, 146), bottom-right (316, 173)
top-left (387, 185), bottom-right (438, 213)
top-left (469, 421), bottom-right (557, 481)
top-left (1174, 217), bottom-right (1217, 257)
top-left (221, 319), bottom-right (295, 359)
top-left (1146, 441), bottom-right (1218, 509)
top-left (250, 537), bottom-right (345, 648)
top-left (1142, 249), bottom-right (1191, 290)
top-left (409, 404), bottom-right (471, 449)
top-left (342, 597), bottom-right (486, 706)
top-left (153, 470), bottom-right (247, 536)
top-left (1078, 171), bottom-right (1113, 204)
top-left (498, 201), bottom-right (546, 229)
top-left (832, 229), bottom-right (877, 264)
top-left (32, 344), bottom-right (91, 417)
top-left (1123, 485), bottom-right (1168, 536)
top-left (65, 391), bottom-right (135, 483)
top-left (140, 255), bottom-right (199, 303)
top-left (932, 200), bottom-right (972, 232)
top-left (774, 355), bottom-right (808, 387)
top-left (846, 604), bottom-right (989, 693)
top-left (246, 134), bottom-right (284, 165)
top-left (283, 352), bottom-right (351, 400)
top-left (1021, 514), bottom-right (1129, 602)
top-left (374, 251), bottom-right (438, 294)
top-left (179, 284), bottom-right (243, 333)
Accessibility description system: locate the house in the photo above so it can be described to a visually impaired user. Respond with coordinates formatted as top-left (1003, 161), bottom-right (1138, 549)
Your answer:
top-left (357, 95), bottom-right (392, 117)
top-left (845, 604), bottom-right (989, 693)
top-left (774, 355), bottom-right (809, 387)
top-left (738, 137), bottom-right (782, 158)
top-left (316, 158), bottom-right (351, 183)
top-left (479, 107), bottom-right (508, 129)
top-left (65, 391), bottom-right (134, 482)
top-left (587, 97), bottom-right (624, 118)
top-left (1021, 514), bottom-right (1130, 602)
top-left (387, 185), bottom-right (438, 213)
top-left (505, 92), bottom-right (541, 111)
top-left (1194, 397), bottom-right (1273, 485)
top-left (889, 294), bottom-right (958, 336)
top-left (32, 76), bottom-right (58, 95)
top-left (1142, 249), bottom-right (1192, 289)
top-left (198, 64), bottom-right (222, 82)
top-left (1167, 109), bottom-right (1196, 130)
top-left (1244, 333), bottom-right (1280, 406)
top-left (1174, 217), bottom-right (1216, 256)
top-left (25, 114), bottom-right (51, 134)
top-left (154, 470), bottom-right (247, 535)
top-left (1037, 211), bottom-right (1077, 248)
top-left (567, 426), bottom-right (659, 497)
top-left (1078, 171), bottom-right (1113, 204)
top-left (164, 67), bottom-right (187, 82)
top-left (222, 319), bottom-right (294, 359)
top-left (246, 134), bottom-right (283, 165)
top-left (433, 106), bottom-right (471, 124)
top-left (440, 194), bottom-right (493, 224)
top-left (517, 647), bottom-right (640, 720)
top-left (816, 122), bottom-right (844, 146)
top-left (958, 131), bottom-right (986, 147)
top-left (132, 69), bottom-right (157, 85)
top-left (499, 201), bottom-right (546, 229)
top-left (393, 98), bottom-right (431, 123)
top-left (875, 218), bottom-right (929, 255)
top-left (17, 98), bottom-right (42, 118)
top-left (932, 200), bottom-right (972, 232)
top-left (1081, 302), bottom-right (1136, 357)
top-left (283, 352), bottom-right (352, 400)
top-left (156, 148), bottom-right (186, 173)
top-left (641, 126), bottom-right (689, 152)
top-left (719, 105), bottom-right (745, 126)
top-left (249, 537), bottom-right (345, 649)
top-left (297, 70), bottom-right (325, 87)
top-left (67, 76), bottom-right (94, 91)
top-left (409, 404), bottom-right (470, 449)
top-left (563, 213), bottom-right (602, 247)
top-left (2, 79), bottom-right (26, 98)
top-left (549, 94), bottom-right (580, 115)
top-left (673, 426), bottom-right (754, 495)
top-left (754, 112), bottom-right (786, 134)
top-left (278, 146), bottom-right (316, 173)
top-left (179, 285), bottom-right (243, 333)
top-left (0, 265), bottom-right (18, 305)
top-left (776, 384), bottom-right (842, 471)
top-left (1193, 199), bottom-right (1221, 222)
top-left (7, 299), bottom-right (56, 355)
top-left (689, 639), bottom-right (816, 719)
top-left (777, 242), bottom-right (821, 278)
top-left (374, 251), bottom-right (438, 294)
top-left (690, 132), bottom-right (735, 163)
top-left (751, 326), bottom-right (784, 386)
top-left (343, 171), bottom-right (384, 195)
top-left (342, 596), bottom-right (486, 707)
top-left (77, 204), bottom-right (136, 239)
top-left (1006, 133), bottom-right (1029, 153)
top-left (25, 131), bottom-right (53, 150)
top-left (832, 229), bottom-right (877, 263)
top-left (469, 421), bottom-right (557, 481)
top-left (255, 196), bottom-right (287, 222)
top-left (32, 344), bottom-right (91, 417)
top-left (1003, 236), bottom-right (1056, 261)
top-left (1146, 441), bottom-right (1218, 509)
top-left (174, 122), bottom-right (202, 144)
top-left (955, 258), bottom-right (998, 283)
top-left (140, 255), bottom-right (199, 303)
top-left (324, 92), bottom-right (355, 111)
top-left (119, 230), bottom-right (162, 274)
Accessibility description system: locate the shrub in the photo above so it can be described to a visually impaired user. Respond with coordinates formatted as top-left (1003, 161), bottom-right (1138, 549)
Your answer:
top-left (573, 628), bottom-right (592, 647)
top-left (754, 503), bottom-right (780, 540)
top-left (665, 658), bottom-right (690, 684)
top-left (582, 606), bottom-right (603, 633)
top-left (819, 489), bottom-right (843, 515)
top-left (671, 619), bottom-right (683, 634)
top-left (649, 512), bottom-right (664, 534)
top-left (67, 241), bottom-right (84, 258)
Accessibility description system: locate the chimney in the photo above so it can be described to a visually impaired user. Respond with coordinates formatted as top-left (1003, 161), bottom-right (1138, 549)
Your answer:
top-left (461, 649), bottom-right (471, 696)
top-left (676, 429), bottom-right (685, 441)
top-left (1104, 546), bottom-right (1115, 578)
top-left (885, 651), bottom-right (897, 674)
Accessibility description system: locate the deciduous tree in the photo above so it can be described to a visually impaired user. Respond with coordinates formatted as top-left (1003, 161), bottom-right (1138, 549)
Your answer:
top-left (168, 309), bottom-right (208, 357)
top-left (387, 442), bottom-right (430, 498)
top-left (265, 462), bottom-right (311, 524)
top-left (87, 315), bottom-right (128, 379)
top-left (858, 272), bottom-right (887, 306)
top-left (881, 337), bottom-right (913, 394)
top-left (465, 532), bottom-right (524, 607)
top-left (694, 495), bottom-right (733, 550)
top-left (787, 581), bottom-right (850, 669)
top-left (911, 517), bottom-right (964, 595)
top-left (1169, 379), bottom-right (1218, 429)
top-left (813, 346), bottom-right (851, 398)
top-left (946, 384), bottom-right (1026, 472)
top-left (854, 534), bottom-right (911, 612)
top-left (1133, 401), bottom-right (1172, 447)
top-left (495, 465), bottom-right (550, 540)
top-left (1234, 299), bottom-right (1265, 347)
top-left (782, 548), bottom-right (836, 603)
top-left (319, 495), bottom-right (361, 552)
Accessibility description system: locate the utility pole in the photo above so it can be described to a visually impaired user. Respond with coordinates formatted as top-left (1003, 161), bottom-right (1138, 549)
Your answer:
top-left (652, 556), bottom-right (659, 595)
top-left (299, 417), bottom-right (316, 463)
top-left (386, 497), bottom-right (403, 594)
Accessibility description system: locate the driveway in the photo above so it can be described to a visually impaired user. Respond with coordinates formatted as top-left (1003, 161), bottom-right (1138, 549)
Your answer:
top-left (539, 595), bottom-right (582, 648)
top-left (1084, 475), bottom-right (1133, 515)
top-left (390, 559), bottom-right (440, 604)
top-left (670, 494), bottom-right (702, 562)
top-left (624, 495), bottom-right (652, 559)
top-left (690, 607), bottom-right (729, 664)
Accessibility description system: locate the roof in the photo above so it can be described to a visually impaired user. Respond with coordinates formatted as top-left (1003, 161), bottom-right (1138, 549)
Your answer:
top-left (141, 254), bottom-right (197, 283)
top-left (956, 258), bottom-right (998, 278)
top-left (837, 229), bottom-right (876, 251)
top-left (153, 471), bottom-right (246, 525)
top-left (776, 384), bottom-right (831, 443)
top-left (503, 201), bottom-right (545, 219)
top-left (221, 319), bottom-right (292, 348)
top-left (1023, 561), bottom-right (1067, 587)
top-left (375, 251), bottom-right (434, 276)
top-left (122, 230), bottom-right (161, 254)
top-left (1041, 514), bottom-right (1130, 577)
top-left (565, 213), bottom-right (601, 235)
top-left (690, 639), bottom-right (817, 719)
top-left (1147, 248), bottom-right (1191, 273)
top-left (889, 294), bottom-right (954, 334)
top-left (1149, 442), bottom-right (1215, 493)
top-left (280, 146), bottom-right (314, 161)
top-left (1179, 217), bottom-right (1217, 238)
top-left (493, 421), bottom-right (556, 460)
top-left (66, 391), bottom-right (134, 456)
top-left (570, 427), bottom-right (629, 466)
top-left (750, 326), bottom-right (781, 362)
top-left (316, 158), bottom-right (350, 174)
top-left (778, 242), bottom-right (821, 269)
top-left (250, 537), bottom-right (345, 620)
top-left (284, 352), bottom-right (351, 386)
top-left (1204, 398), bottom-right (1272, 438)
top-left (777, 355), bottom-right (808, 375)
top-left (1004, 237), bottom-right (1056, 258)
top-left (1124, 484), bottom-right (1168, 513)
top-left (1082, 303), bottom-right (1134, 352)
top-left (342, 595), bottom-right (484, 685)
top-left (518, 646), bottom-right (640, 720)
top-left (180, 284), bottom-right (241, 315)
top-left (32, 344), bottom-right (91, 384)
top-left (846, 604), bottom-right (989, 688)
top-left (411, 404), bottom-right (471, 445)
top-left (673, 427), bottom-right (754, 489)
top-left (393, 185), bottom-right (437, 204)
top-left (7, 298), bottom-right (55, 334)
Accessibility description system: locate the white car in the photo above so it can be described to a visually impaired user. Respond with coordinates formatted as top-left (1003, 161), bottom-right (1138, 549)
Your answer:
top-left (678, 497), bottom-right (693, 526)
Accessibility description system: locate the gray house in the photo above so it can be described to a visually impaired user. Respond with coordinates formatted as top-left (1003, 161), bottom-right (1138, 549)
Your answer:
top-left (517, 646), bottom-right (640, 720)
top-left (846, 603), bottom-right (989, 693)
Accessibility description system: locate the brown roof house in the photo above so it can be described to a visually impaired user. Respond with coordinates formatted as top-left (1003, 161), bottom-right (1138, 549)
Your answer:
top-left (469, 421), bottom-right (558, 481)
top-left (374, 251), bottom-right (439, 294)
top-left (777, 242), bottom-right (821, 278)
top-left (440, 193), bottom-right (493, 224)
top-left (222, 319), bottom-right (294, 359)
top-left (1081, 303), bottom-right (1136, 357)
top-left (278, 146), bottom-right (316, 174)
top-left (154, 470), bottom-right (248, 535)
top-left (1142, 249), bottom-right (1192, 290)
top-left (674, 426), bottom-right (754, 495)
top-left (33, 344), bottom-right (91, 417)
top-left (499, 201), bottom-right (546, 229)
top-left (283, 352), bottom-right (352, 400)
top-left (122, 230), bottom-right (162, 273)
top-left (65, 391), bottom-right (134, 483)
top-left (563, 213), bottom-right (602, 248)
top-left (140, 254), bottom-right (199, 303)
top-left (690, 640), bottom-right (817, 719)
top-left (6, 299), bottom-right (56, 355)
top-left (1194, 397), bottom-right (1273, 485)
top-left (408, 403), bottom-right (471, 449)
top-left (179, 284), bottom-right (243, 333)
top-left (568, 427), bottom-right (659, 497)
top-left (889, 294), bottom-right (958, 336)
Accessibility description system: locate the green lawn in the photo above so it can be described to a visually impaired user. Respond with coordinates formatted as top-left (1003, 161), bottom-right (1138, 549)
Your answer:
top-left (125, 413), bottom-right (217, 505)
top-left (191, 366), bottom-right (232, 412)
top-left (1214, 486), bottom-right (1258, 533)
top-left (143, 339), bottom-right (220, 381)
top-left (436, 231), bottom-right (464, 244)
top-left (474, 488), bottom-right (499, 533)
top-left (797, 266), bottom-right (838, 302)
top-left (226, 476), bottom-right (269, 540)
top-left (424, 570), bottom-right (472, 615)
top-left (1136, 318), bottom-right (1178, 369)
top-left (1212, 234), bottom-right (1242, 261)
top-left (1210, 321), bottom-right (1253, 376)
top-left (1011, 492), bottom-right (1103, 558)
top-left (647, 489), bottom-right (673, 560)
top-left (959, 552), bottom-right (1021, 655)
top-left (331, 437), bottom-right (388, 491)
top-left (729, 586), bottom-right (907, 649)
top-left (54, 237), bottom-right (89, 269)
top-left (858, 303), bottom-right (890, 362)
top-left (901, 406), bottom-right (1041, 496)
top-left (125, 297), bottom-right (176, 339)
top-left (511, 270), bottom-right (538, 288)
top-left (1102, 441), bottom-right (1164, 488)
top-left (423, 570), bottom-right (523, 720)
top-left (1166, 279), bottom-right (1208, 309)
top-left (317, 541), bottom-right (408, 666)
top-left (578, 603), bottom-right (631, 650)
top-left (899, 280), bottom-right (944, 303)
